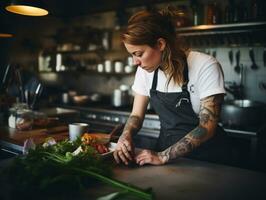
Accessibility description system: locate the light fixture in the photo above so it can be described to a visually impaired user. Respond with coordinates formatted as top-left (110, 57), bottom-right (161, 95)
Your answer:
top-left (0, 33), bottom-right (13, 38)
top-left (5, 0), bottom-right (48, 16)
top-left (0, 20), bottom-right (14, 38)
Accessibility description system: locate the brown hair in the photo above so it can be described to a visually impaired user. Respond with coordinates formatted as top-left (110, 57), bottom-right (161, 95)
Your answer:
top-left (121, 6), bottom-right (188, 86)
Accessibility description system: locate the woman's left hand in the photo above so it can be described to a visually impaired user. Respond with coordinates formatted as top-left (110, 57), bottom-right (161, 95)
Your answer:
top-left (135, 149), bottom-right (166, 166)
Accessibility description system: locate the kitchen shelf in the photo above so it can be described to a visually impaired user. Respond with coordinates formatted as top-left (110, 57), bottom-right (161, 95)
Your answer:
top-left (38, 70), bottom-right (135, 76)
top-left (176, 21), bottom-right (266, 36)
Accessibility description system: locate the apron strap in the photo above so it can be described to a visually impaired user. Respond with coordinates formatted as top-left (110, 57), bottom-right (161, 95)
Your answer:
top-left (182, 62), bottom-right (189, 91)
top-left (151, 68), bottom-right (159, 90)
top-left (151, 61), bottom-right (189, 91)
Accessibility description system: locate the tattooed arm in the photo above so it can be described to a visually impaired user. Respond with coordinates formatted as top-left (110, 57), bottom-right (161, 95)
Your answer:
top-left (114, 93), bottom-right (149, 165)
top-left (135, 94), bottom-right (224, 166)
top-left (157, 94), bottom-right (224, 163)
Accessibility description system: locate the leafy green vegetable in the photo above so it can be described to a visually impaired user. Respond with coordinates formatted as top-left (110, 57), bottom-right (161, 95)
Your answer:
top-left (0, 138), bottom-right (154, 200)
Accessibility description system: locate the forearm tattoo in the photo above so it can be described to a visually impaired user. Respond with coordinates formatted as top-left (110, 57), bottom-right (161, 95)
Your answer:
top-left (121, 115), bottom-right (142, 138)
top-left (158, 94), bottom-right (224, 162)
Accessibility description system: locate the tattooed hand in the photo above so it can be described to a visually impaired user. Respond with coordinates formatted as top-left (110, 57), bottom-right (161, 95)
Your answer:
top-left (135, 149), bottom-right (166, 166)
top-left (113, 133), bottom-right (134, 165)
top-left (113, 115), bottom-right (142, 165)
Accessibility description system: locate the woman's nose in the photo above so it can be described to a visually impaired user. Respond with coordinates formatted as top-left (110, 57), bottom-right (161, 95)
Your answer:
top-left (133, 57), bottom-right (141, 66)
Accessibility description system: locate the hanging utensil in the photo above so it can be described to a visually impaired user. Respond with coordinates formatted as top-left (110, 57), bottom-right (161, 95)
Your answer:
top-left (234, 50), bottom-right (241, 73)
top-left (263, 47), bottom-right (266, 67)
top-left (228, 49), bottom-right (233, 65)
top-left (249, 48), bottom-right (259, 70)
top-left (212, 49), bottom-right (216, 58)
top-left (14, 66), bottom-right (26, 103)
top-left (0, 64), bottom-right (12, 93)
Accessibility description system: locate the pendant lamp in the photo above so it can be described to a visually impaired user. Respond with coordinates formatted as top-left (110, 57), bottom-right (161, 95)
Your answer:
top-left (0, 20), bottom-right (14, 38)
top-left (5, 0), bottom-right (48, 16)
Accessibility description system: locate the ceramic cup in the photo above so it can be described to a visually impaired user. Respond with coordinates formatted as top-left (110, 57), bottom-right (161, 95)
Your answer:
top-left (69, 123), bottom-right (89, 141)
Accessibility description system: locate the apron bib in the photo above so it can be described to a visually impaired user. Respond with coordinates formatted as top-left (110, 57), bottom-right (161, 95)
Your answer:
top-left (149, 64), bottom-right (231, 163)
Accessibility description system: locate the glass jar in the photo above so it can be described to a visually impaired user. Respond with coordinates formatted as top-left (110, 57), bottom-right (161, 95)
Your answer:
top-left (8, 103), bottom-right (33, 130)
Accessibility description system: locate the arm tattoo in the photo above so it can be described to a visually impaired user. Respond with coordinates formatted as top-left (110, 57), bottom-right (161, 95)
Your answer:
top-left (158, 94), bottom-right (224, 162)
top-left (121, 115), bottom-right (142, 138)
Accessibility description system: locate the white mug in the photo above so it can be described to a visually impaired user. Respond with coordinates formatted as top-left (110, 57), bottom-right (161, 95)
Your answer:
top-left (69, 123), bottom-right (89, 141)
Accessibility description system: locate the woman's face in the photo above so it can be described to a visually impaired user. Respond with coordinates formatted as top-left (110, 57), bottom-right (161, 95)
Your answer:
top-left (124, 41), bottom-right (164, 73)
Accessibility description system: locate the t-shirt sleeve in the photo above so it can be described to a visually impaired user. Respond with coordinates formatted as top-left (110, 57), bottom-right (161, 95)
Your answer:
top-left (198, 61), bottom-right (226, 99)
top-left (132, 67), bottom-right (150, 96)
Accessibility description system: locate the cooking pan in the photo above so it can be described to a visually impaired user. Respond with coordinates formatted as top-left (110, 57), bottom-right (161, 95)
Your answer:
top-left (220, 99), bottom-right (266, 128)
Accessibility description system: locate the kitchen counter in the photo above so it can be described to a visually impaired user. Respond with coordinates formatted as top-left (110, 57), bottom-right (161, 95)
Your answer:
top-left (107, 159), bottom-right (266, 200)
top-left (0, 126), bottom-right (69, 154)
top-left (0, 107), bottom-right (80, 155)
top-left (1, 156), bottom-right (264, 200)
top-left (0, 121), bottom-right (266, 199)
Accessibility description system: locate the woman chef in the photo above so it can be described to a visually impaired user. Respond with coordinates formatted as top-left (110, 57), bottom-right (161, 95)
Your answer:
top-left (114, 7), bottom-right (228, 166)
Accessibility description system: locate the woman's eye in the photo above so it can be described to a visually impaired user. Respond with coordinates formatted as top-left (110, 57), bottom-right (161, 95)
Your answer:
top-left (135, 53), bottom-right (142, 57)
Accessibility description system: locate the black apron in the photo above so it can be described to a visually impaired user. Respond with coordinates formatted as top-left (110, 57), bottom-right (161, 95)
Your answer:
top-left (149, 64), bottom-right (232, 164)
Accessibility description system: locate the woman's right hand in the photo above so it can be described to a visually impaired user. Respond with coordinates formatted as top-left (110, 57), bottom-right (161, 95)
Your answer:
top-left (113, 133), bottom-right (135, 165)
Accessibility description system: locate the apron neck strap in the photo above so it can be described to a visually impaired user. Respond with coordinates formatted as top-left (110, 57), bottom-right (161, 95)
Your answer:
top-left (182, 62), bottom-right (189, 91)
top-left (151, 61), bottom-right (189, 91)
top-left (151, 68), bottom-right (159, 90)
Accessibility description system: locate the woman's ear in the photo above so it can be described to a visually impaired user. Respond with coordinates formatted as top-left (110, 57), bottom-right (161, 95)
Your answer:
top-left (157, 38), bottom-right (166, 51)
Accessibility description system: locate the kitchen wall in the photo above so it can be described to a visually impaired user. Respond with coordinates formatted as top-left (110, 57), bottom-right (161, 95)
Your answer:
top-left (214, 47), bottom-right (266, 102)
top-left (2, 0), bottom-right (266, 104)
top-left (197, 47), bottom-right (266, 103)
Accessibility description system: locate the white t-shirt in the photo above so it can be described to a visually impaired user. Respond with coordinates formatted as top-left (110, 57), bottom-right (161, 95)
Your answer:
top-left (132, 51), bottom-right (226, 115)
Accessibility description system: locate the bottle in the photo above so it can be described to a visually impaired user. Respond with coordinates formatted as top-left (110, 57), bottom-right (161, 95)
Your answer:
top-left (250, 0), bottom-right (258, 21)
top-left (191, 0), bottom-right (200, 26)
top-left (206, 1), bottom-right (220, 24)
top-left (176, 5), bottom-right (190, 27)
top-left (224, 3), bottom-right (234, 23)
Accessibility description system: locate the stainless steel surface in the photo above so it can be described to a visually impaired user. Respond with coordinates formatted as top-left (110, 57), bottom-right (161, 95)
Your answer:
top-left (221, 99), bottom-right (266, 128)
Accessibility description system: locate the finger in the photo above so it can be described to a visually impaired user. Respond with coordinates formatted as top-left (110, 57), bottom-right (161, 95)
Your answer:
top-left (113, 151), bottom-right (120, 164)
top-left (123, 141), bottom-right (133, 152)
top-left (121, 143), bottom-right (132, 161)
top-left (118, 150), bottom-right (129, 165)
top-left (135, 154), bottom-right (146, 164)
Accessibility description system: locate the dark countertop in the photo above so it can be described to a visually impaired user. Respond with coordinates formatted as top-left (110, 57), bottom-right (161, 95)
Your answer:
top-left (109, 159), bottom-right (266, 200)
top-left (1, 156), bottom-right (264, 200)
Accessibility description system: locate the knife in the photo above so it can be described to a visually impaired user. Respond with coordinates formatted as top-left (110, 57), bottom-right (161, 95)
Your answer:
top-left (1, 64), bottom-right (12, 93)
top-left (30, 83), bottom-right (42, 110)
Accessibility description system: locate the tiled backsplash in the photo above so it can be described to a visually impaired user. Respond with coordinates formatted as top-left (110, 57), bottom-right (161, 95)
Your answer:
top-left (197, 47), bottom-right (266, 103)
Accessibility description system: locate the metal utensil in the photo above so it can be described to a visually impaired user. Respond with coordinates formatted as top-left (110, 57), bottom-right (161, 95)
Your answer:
top-left (228, 49), bottom-right (233, 65)
top-left (14, 67), bottom-right (26, 103)
top-left (249, 48), bottom-right (259, 70)
top-left (30, 83), bottom-right (42, 110)
top-left (0, 64), bottom-right (11, 93)
top-left (263, 48), bottom-right (266, 67)
top-left (234, 50), bottom-right (241, 73)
